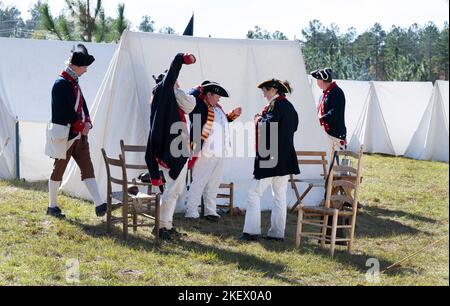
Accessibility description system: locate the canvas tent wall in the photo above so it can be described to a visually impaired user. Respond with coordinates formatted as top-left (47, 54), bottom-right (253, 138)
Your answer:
top-left (60, 31), bottom-right (329, 211)
top-left (0, 96), bottom-right (15, 178)
top-left (0, 37), bottom-right (116, 180)
top-left (310, 79), bottom-right (371, 140)
top-left (404, 81), bottom-right (449, 162)
top-left (348, 81), bottom-right (433, 156)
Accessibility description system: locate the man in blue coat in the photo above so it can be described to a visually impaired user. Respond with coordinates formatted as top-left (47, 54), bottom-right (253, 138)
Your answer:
top-left (47, 44), bottom-right (107, 219)
top-left (145, 53), bottom-right (196, 240)
top-left (311, 68), bottom-right (347, 149)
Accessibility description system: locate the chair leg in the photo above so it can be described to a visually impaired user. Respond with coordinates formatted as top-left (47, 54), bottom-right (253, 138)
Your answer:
top-left (133, 212), bottom-right (138, 233)
top-left (321, 215), bottom-right (329, 248)
top-left (348, 215), bottom-right (357, 253)
top-left (330, 210), bottom-right (339, 257)
top-left (123, 204), bottom-right (128, 241)
top-left (295, 208), bottom-right (304, 249)
top-left (106, 198), bottom-right (112, 234)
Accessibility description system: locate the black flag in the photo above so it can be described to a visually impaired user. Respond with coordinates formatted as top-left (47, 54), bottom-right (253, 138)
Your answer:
top-left (183, 14), bottom-right (194, 36)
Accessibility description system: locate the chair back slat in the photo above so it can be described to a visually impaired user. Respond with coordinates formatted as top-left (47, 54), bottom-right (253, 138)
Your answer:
top-left (330, 194), bottom-right (355, 205)
top-left (333, 165), bottom-right (357, 175)
top-left (122, 145), bottom-right (146, 152)
top-left (295, 151), bottom-right (328, 177)
top-left (104, 155), bottom-right (123, 167)
top-left (336, 150), bottom-right (360, 159)
top-left (125, 164), bottom-right (149, 170)
top-left (298, 160), bottom-right (327, 166)
top-left (120, 140), bottom-right (154, 195)
top-left (102, 148), bottom-right (129, 197)
top-left (110, 177), bottom-right (125, 185)
top-left (332, 180), bottom-right (356, 190)
top-left (296, 151), bottom-right (327, 157)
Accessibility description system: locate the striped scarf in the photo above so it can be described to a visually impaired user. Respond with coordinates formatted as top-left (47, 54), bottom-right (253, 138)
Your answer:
top-left (201, 102), bottom-right (215, 142)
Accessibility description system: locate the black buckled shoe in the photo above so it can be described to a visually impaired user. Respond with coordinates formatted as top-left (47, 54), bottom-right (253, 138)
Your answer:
top-left (47, 207), bottom-right (66, 219)
top-left (263, 236), bottom-right (285, 242)
top-left (95, 203), bottom-right (107, 217)
top-left (158, 228), bottom-right (173, 240)
top-left (204, 215), bottom-right (221, 223)
top-left (238, 233), bottom-right (260, 242)
top-left (169, 227), bottom-right (187, 238)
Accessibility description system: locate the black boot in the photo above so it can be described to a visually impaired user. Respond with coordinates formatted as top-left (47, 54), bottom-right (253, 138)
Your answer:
top-left (238, 233), bottom-right (260, 242)
top-left (95, 203), bottom-right (107, 217)
top-left (47, 207), bottom-right (66, 219)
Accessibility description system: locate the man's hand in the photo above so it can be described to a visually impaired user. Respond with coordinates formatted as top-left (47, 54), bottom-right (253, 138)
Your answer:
top-left (233, 107), bottom-right (242, 116)
top-left (81, 122), bottom-right (92, 136)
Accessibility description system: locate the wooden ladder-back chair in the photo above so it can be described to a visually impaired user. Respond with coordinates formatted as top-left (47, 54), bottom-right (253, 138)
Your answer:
top-left (295, 145), bottom-right (364, 256)
top-left (289, 151), bottom-right (328, 214)
top-left (101, 148), bottom-right (160, 240)
top-left (120, 140), bottom-right (154, 195)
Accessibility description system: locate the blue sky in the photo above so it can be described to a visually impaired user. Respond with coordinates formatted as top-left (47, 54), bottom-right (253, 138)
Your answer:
top-left (3, 0), bottom-right (449, 39)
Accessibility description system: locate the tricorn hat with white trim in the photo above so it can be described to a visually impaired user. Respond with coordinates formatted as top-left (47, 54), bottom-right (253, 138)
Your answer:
top-left (310, 67), bottom-right (333, 81)
top-left (201, 80), bottom-right (230, 97)
top-left (70, 44), bottom-right (95, 67)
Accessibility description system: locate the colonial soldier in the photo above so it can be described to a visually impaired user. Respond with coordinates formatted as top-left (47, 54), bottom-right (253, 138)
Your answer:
top-left (47, 44), bottom-right (107, 218)
top-left (184, 81), bottom-right (242, 222)
top-left (240, 79), bottom-right (300, 242)
top-left (311, 68), bottom-right (347, 150)
top-left (145, 52), bottom-right (196, 240)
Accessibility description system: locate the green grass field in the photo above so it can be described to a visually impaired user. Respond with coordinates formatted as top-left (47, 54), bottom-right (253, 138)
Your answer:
top-left (0, 154), bottom-right (448, 286)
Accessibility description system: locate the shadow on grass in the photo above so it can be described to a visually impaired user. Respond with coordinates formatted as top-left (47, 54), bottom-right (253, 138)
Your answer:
top-left (3, 179), bottom-right (48, 193)
top-left (362, 205), bottom-right (439, 225)
top-left (64, 217), bottom-right (298, 285)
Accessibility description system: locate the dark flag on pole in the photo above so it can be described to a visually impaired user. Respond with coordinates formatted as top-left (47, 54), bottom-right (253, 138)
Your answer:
top-left (183, 13), bottom-right (194, 36)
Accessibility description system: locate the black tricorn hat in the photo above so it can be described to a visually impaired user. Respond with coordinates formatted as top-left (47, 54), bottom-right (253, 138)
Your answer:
top-left (201, 81), bottom-right (230, 97)
top-left (311, 68), bottom-right (333, 81)
top-left (70, 44), bottom-right (95, 67)
top-left (257, 79), bottom-right (291, 94)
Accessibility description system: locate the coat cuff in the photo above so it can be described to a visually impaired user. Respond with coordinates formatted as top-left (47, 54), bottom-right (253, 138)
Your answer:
top-left (183, 53), bottom-right (196, 65)
top-left (151, 178), bottom-right (164, 187)
top-left (319, 117), bottom-right (325, 126)
top-left (72, 119), bottom-right (85, 132)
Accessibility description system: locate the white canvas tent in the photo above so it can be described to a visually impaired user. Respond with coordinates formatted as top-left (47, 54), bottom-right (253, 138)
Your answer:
top-left (348, 81), bottom-right (433, 156)
top-left (310, 79), bottom-right (371, 140)
top-left (0, 37), bottom-right (116, 180)
top-left (405, 81), bottom-right (449, 162)
top-left (60, 31), bottom-right (329, 211)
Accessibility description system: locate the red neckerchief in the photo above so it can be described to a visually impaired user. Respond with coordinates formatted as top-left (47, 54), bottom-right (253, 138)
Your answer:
top-left (318, 82), bottom-right (337, 132)
top-left (255, 95), bottom-right (285, 154)
top-left (60, 70), bottom-right (83, 114)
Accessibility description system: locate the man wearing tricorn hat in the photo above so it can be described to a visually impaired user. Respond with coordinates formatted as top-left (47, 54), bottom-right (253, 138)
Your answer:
top-left (184, 81), bottom-right (242, 222)
top-left (240, 78), bottom-right (299, 242)
top-left (46, 44), bottom-right (107, 219)
top-left (311, 67), bottom-right (347, 149)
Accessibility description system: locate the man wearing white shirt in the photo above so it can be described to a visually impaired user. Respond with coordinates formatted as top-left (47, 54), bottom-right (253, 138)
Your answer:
top-left (185, 81), bottom-right (242, 221)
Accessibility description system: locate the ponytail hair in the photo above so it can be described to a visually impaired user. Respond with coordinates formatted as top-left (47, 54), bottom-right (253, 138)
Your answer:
top-left (279, 80), bottom-right (293, 96)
